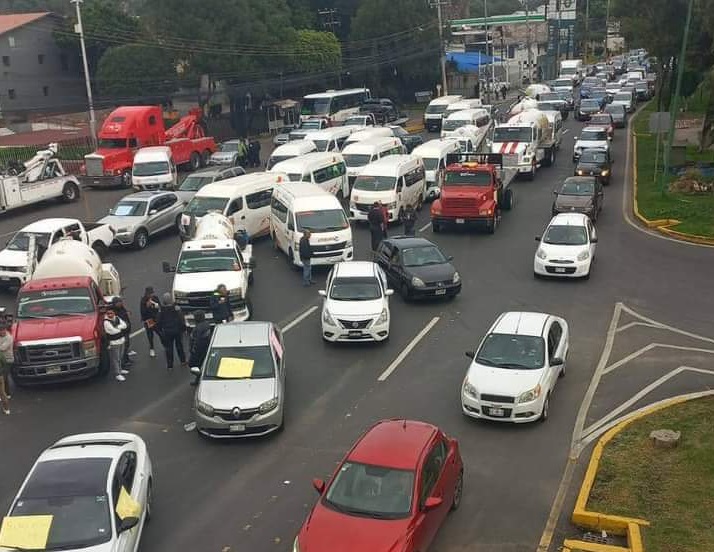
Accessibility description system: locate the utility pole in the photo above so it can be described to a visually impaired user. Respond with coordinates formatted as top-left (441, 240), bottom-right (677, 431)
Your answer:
top-left (429, 0), bottom-right (451, 96)
top-left (555, 0), bottom-right (561, 66)
top-left (484, 0), bottom-right (492, 103)
top-left (584, 0), bottom-right (590, 62)
top-left (318, 8), bottom-right (340, 34)
top-left (604, 0), bottom-right (611, 61)
top-left (71, 0), bottom-right (96, 147)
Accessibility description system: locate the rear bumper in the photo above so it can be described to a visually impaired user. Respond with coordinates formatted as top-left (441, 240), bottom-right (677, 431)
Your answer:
top-left (13, 356), bottom-right (101, 385)
top-left (80, 175), bottom-right (124, 188)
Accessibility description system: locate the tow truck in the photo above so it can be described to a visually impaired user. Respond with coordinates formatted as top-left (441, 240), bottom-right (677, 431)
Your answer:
top-left (430, 153), bottom-right (517, 234)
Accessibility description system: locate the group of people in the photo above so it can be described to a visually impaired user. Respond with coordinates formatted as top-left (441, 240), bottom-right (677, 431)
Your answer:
top-left (367, 201), bottom-right (417, 252)
top-left (235, 138), bottom-right (262, 168)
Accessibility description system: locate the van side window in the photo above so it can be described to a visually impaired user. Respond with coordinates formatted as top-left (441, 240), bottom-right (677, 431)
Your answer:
top-left (227, 197), bottom-right (243, 215)
top-left (404, 167), bottom-right (424, 187)
top-left (270, 197), bottom-right (288, 223)
top-left (287, 210), bottom-right (295, 231)
top-left (301, 173), bottom-right (311, 182)
top-left (246, 189), bottom-right (272, 209)
top-left (313, 166), bottom-right (331, 184)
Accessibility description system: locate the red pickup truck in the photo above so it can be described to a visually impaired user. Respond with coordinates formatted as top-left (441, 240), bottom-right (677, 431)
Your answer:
top-left (430, 153), bottom-right (517, 233)
top-left (81, 106), bottom-right (217, 188)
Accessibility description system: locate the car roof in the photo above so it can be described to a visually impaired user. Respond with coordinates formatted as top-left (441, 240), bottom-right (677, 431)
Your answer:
top-left (359, 154), bottom-right (420, 176)
top-left (334, 261), bottom-right (378, 278)
top-left (384, 236), bottom-right (434, 249)
top-left (122, 190), bottom-right (173, 201)
top-left (211, 321), bottom-right (272, 347)
top-left (188, 166), bottom-right (233, 177)
top-left (549, 212), bottom-right (590, 226)
top-left (347, 419), bottom-right (437, 470)
top-left (491, 311), bottom-right (551, 337)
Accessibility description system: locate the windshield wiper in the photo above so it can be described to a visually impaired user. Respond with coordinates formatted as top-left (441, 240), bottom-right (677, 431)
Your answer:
top-left (475, 357), bottom-right (499, 367)
top-left (494, 362), bottom-right (534, 369)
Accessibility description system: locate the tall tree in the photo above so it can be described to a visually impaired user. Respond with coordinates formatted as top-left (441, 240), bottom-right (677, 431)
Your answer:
top-left (95, 44), bottom-right (176, 100)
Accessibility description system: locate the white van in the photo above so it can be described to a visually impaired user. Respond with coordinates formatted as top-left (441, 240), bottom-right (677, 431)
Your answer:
top-left (423, 95), bottom-right (463, 132)
top-left (342, 137), bottom-right (405, 190)
top-left (349, 155), bottom-right (426, 223)
top-left (342, 127), bottom-right (394, 149)
top-left (442, 124), bottom-right (486, 153)
top-left (132, 146), bottom-right (177, 191)
top-left (181, 172), bottom-right (279, 238)
top-left (267, 140), bottom-right (317, 170)
top-left (269, 152), bottom-right (349, 199)
top-left (442, 98), bottom-right (483, 120)
top-left (308, 127), bottom-right (355, 152)
top-left (441, 108), bottom-right (492, 138)
top-left (411, 138), bottom-right (461, 199)
top-left (541, 110), bottom-right (564, 150)
top-left (270, 182), bottom-right (353, 267)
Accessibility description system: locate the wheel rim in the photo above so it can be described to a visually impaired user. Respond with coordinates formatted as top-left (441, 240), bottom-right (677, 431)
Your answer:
top-left (138, 232), bottom-right (147, 248)
top-left (65, 187), bottom-right (76, 200)
top-left (543, 396), bottom-right (549, 419)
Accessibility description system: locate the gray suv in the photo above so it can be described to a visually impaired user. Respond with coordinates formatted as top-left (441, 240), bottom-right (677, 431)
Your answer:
top-left (176, 165), bottom-right (245, 203)
top-left (192, 321), bottom-right (286, 438)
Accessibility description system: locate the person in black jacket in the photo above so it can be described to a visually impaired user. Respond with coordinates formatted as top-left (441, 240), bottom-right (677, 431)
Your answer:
top-left (156, 293), bottom-right (187, 371)
top-left (367, 202), bottom-right (384, 253)
top-left (209, 284), bottom-right (233, 323)
top-left (402, 204), bottom-right (416, 236)
top-left (189, 310), bottom-right (213, 386)
top-left (140, 287), bottom-right (161, 358)
top-left (299, 230), bottom-right (313, 286)
top-left (111, 297), bottom-right (134, 368)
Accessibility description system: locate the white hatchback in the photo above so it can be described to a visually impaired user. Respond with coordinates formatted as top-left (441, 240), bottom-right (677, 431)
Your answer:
top-left (461, 311), bottom-right (569, 423)
top-left (534, 213), bottom-right (598, 279)
top-left (319, 261), bottom-right (393, 342)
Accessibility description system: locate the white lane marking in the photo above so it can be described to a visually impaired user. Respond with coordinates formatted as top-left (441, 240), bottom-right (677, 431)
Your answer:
top-left (603, 343), bottom-right (714, 375)
top-left (620, 302), bottom-right (714, 344)
top-left (615, 321), bottom-right (662, 333)
top-left (562, 128), bottom-right (570, 135)
top-left (282, 305), bottom-right (318, 333)
top-left (418, 222), bottom-right (431, 233)
top-left (377, 316), bottom-right (440, 381)
top-left (130, 327), bottom-right (145, 338)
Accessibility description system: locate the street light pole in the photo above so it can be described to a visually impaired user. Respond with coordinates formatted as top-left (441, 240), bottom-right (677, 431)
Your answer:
top-left (484, 0), bottom-right (492, 103)
top-left (430, 0), bottom-right (451, 96)
top-left (604, 0), bottom-right (611, 61)
top-left (71, 0), bottom-right (97, 147)
top-left (524, 0), bottom-right (532, 83)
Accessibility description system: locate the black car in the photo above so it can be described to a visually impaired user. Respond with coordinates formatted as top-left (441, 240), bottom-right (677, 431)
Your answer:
top-left (359, 98), bottom-right (400, 124)
top-left (374, 236), bottom-right (461, 300)
top-left (574, 148), bottom-right (612, 185)
top-left (634, 82), bottom-right (650, 101)
top-left (576, 99), bottom-right (603, 121)
top-left (389, 126), bottom-right (424, 153)
top-left (552, 176), bottom-right (603, 221)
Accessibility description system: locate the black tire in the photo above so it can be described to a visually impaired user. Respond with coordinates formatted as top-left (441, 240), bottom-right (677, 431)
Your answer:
top-left (397, 207), bottom-right (404, 224)
top-left (245, 298), bottom-right (253, 320)
top-left (145, 479), bottom-right (153, 522)
top-left (200, 150), bottom-right (211, 167)
top-left (486, 212), bottom-right (498, 234)
top-left (189, 152), bottom-right (200, 171)
top-left (91, 242), bottom-right (108, 258)
top-left (134, 228), bottom-right (149, 250)
top-left (502, 189), bottom-right (513, 211)
top-left (400, 282), bottom-right (411, 301)
top-left (61, 182), bottom-right (80, 202)
top-left (288, 249), bottom-right (299, 271)
top-left (539, 393), bottom-right (550, 422)
top-left (450, 471), bottom-right (463, 511)
top-left (121, 170), bottom-right (132, 189)
top-left (527, 161), bottom-right (536, 180)
top-left (432, 221), bottom-right (440, 233)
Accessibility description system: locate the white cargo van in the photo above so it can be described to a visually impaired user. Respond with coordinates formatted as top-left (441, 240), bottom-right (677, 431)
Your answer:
top-left (440, 108), bottom-right (491, 138)
top-left (132, 146), bottom-right (177, 191)
top-left (411, 139), bottom-right (461, 200)
top-left (270, 182), bottom-right (353, 267)
top-left (423, 95), bottom-right (463, 132)
top-left (342, 137), bottom-right (405, 190)
top-left (342, 127), bottom-right (394, 149)
top-left (267, 140), bottom-right (317, 170)
top-left (308, 127), bottom-right (355, 152)
top-left (349, 155), bottom-right (426, 223)
top-left (560, 59), bottom-right (583, 84)
top-left (442, 98), bottom-right (483, 121)
top-left (269, 152), bottom-right (349, 199)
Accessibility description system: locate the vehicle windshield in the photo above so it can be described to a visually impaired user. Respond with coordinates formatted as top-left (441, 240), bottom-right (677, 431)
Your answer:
top-left (6, 231), bottom-right (50, 252)
top-left (402, 245), bottom-right (447, 267)
top-left (324, 461), bottom-right (414, 519)
top-left (581, 99), bottom-right (600, 108)
top-left (109, 200), bottom-right (147, 216)
top-left (605, 105), bottom-right (625, 115)
top-left (442, 119), bottom-right (467, 131)
top-left (296, 209), bottom-right (349, 232)
top-left (560, 67), bottom-right (576, 76)
top-left (539, 93), bottom-right (559, 101)
top-left (344, 117), bottom-right (367, 126)
top-left (476, 333), bottom-right (545, 370)
top-left (579, 150), bottom-right (608, 164)
top-left (554, 79), bottom-right (572, 87)
top-left (177, 249), bottom-right (240, 274)
top-left (422, 157), bottom-right (439, 171)
top-left (589, 115), bottom-right (612, 125)
top-left (330, 276), bottom-right (381, 301)
top-left (493, 127), bottom-right (532, 142)
top-left (543, 224), bottom-right (588, 246)
top-left (444, 171), bottom-right (492, 186)
top-left (267, 155), bottom-right (295, 170)
top-left (537, 102), bottom-right (560, 111)
top-left (560, 179), bottom-right (595, 195)
top-left (425, 104), bottom-right (448, 115)
top-left (312, 140), bottom-right (329, 151)
top-left (301, 98), bottom-right (330, 116)
top-left (353, 175), bottom-right (395, 191)
top-left (179, 175), bottom-right (216, 192)
top-left (203, 345), bottom-right (275, 380)
top-left (133, 161), bottom-right (169, 177)
top-left (184, 196), bottom-right (228, 216)
top-left (301, 120), bottom-right (324, 130)
top-left (343, 154), bottom-right (373, 168)
top-left (219, 142), bottom-right (240, 152)
top-left (17, 288), bottom-right (94, 318)
top-left (580, 130), bottom-right (608, 141)
top-left (97, 138), bottom-right (127, 149)
top-left (614, 93), bottom-right (631, 101)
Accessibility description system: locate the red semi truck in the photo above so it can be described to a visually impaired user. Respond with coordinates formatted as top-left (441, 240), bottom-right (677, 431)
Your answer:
top-left (81, 106), bottom-right (217, 188)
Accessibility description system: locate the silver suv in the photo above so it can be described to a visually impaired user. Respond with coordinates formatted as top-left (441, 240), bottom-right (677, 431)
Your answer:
top-left (192, 321), bottom-right (285, 438)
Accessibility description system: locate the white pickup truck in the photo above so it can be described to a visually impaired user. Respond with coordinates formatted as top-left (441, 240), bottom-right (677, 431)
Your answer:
top-left (0, 218), bottom-right (115, 288)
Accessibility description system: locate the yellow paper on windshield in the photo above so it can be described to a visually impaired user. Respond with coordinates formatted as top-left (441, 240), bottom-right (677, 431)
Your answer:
top-left (217, 357), bottom-right (254, 378)
top-left (0, 515), bottom-right (53, 550)
top-left (116, 486), bottom-right (141, 520)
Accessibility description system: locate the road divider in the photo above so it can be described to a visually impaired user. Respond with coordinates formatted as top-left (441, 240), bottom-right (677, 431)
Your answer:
top-left (377, 316), bottom-right (440, 381)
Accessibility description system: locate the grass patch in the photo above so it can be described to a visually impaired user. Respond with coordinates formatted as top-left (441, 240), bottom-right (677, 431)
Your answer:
top-left (588, 397), bottom-right (714, 552)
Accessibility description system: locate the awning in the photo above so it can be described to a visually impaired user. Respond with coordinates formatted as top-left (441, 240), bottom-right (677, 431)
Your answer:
top-left (446, 51), bottom-right (502, 73)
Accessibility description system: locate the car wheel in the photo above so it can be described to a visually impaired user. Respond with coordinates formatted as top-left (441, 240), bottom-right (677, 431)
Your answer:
top-left (201, 149), bottom-right (211, 167)
top-left (450, 471), bottom-right (463, 511)
top-left (245, 298), bottom-right (253, 320)
top-left (502, 189), bottom-right (514, 211)
top-left (97, 346), bottom-right (110, 376)
top-left (527, 160), bottom-right (536, 180)
top-left (189, 152), bottom-right (201, 171)
top-left (61, 182), bottom-right (80, 202)
top-left (539, 393), bottom-right (550, 422)
top-left (145, 479), bottom-right (153, 522)
top-left (134, 229), bottom-right (149, 250)
top-left (121, 170), bottom-right (132, 189)
top-left (487, 212), bottom-right (498, 234)
top-left (400, 282), bottom-right (411, 301)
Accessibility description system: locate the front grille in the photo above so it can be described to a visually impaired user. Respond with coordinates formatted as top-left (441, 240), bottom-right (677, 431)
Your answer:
top-left (546, 266), bottom-right (577, 274)
top-left (442, 197), bottom-right (478, 210)
top-left (176, 292), bottom-right (245, 313)
top-left (338, 319), bottom-right (372, 329)
top-left (0, 266), bottom-right (23, 272)
top-left (481, 394), bottom-right (515, 404)
top-left (426, 279), bottom-right (453, 287)
top-left (354, 202), bottom-right (372, 213)
top-left (85, 157), bottom-right (104, 177)
top-left (19, 341), bottom-right (81, 364)
top-left (503, 154), bottom-right (519, 166)
top-left (312, 241), bottom-right (347, 254)
top-left (549, 259), bottom-right (575, 264)
top-left (214, 407), bottom-right (259, 422)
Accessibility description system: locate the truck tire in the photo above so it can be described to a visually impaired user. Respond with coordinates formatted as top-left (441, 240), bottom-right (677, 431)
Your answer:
top-left (134, 228), bottom-right (149, 250)
top-left (245, 298), bottom-right (253, 320)
top-left (189, 152), bottom-right (201, 171)
top-left (502, 189), bottom-right (514, 211)
top-left (487, 212), bottom-right (499, 234)
top-left (61, 182), bottom-right (80, 202)
top-left (201, 150), bottom-right (211, 167)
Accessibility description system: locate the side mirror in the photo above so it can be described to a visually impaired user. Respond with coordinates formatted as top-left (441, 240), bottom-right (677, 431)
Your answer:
top-left (317, 289), bottom-right (326, 297)
top-left (162, 261), bottom-right (176, 273)
top-left (149, 209), bottom-right (157, 215)
top-left (118, 516), bottom-right (139, 533)
top-left (447, 255), bottom-right (454, 261)
top-left (385, 289), bottom-right (394, 296)
top-left (190, 366), bottom-right (201, 376)
top-left (465, 351), bottom-right (475, 360)
top-left (312, 478), bottom-right (326, 494)
top-left (535, 236), bottom-right (541, 242)
top-left (551, 357), bottom-right (564, 366)
top-left (423, 496), bottom-right (443, 511)
top-left (591, 237), bottom-right (598, 243)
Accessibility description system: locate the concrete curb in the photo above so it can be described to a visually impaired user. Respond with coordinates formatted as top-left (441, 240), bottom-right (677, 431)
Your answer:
top-left (563, 391), bottom-right (714, 552)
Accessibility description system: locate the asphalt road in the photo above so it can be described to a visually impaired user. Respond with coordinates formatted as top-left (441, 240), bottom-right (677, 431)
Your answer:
top-left (1, 110), bottom-right (713, 552)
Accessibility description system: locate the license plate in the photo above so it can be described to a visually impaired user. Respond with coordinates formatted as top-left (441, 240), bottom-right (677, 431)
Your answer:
top-left (456, 218), bottom-right (465, 224)
top-left (555, 267), bottom-right (566, 273)
top-left (348, 330), bottom-right (362, 336)
top-left (229, 424), bottom-right (246, 432)
top-left (46, 367), bottom-right (61, 375)
top-left (488, 407), bottom-right (505, 417)
top-left (435, 289), bottom-right (446, 295)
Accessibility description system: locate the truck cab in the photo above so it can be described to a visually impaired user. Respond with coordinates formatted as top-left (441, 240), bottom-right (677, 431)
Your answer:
top-left (490, 110), bottom-right (553, 179)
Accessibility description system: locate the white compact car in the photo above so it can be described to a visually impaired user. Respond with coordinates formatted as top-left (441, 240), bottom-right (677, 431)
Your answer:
top-left (461, 311), bottom-right (569, 423)
top-left (534, 213), bottom-right (598, 279)
top-left (1, 432), bottom-right (153, 552)
top-left (573, 127), bottom-right (611, 162)
top-left (319, 261), bottom-right (393, 342)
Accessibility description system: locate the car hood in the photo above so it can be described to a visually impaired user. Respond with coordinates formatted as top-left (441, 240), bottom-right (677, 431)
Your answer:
top-left (300, 504), bottom-right (411, 552)
top-left (575, 140), bottom-right (608, 150)
top-left (324, 298), bottom-right (384, 318)
top-left (173, 271), bottom-right (245, 293)
top-left (198, 378), bottom-right (276, 410)
top-left (608, 112), bottom-right (625, 120)
top-left (466, 362), bottom-right (544, 396)
top-left (0, 540), bottom-right (118, 552)
top-left (576, 162), bottom-right (606, 174)
top-left (98, 215), bottom-right (142, 231)
top-left (539, 243), bottom-right (588, 261)
top-left (555, 195), bottom-right (593, 209)
top-left (0, 249), bottom-right (28, 268)
top-left (407, 262), bottom-right (456, 283)
top-left (14, 313), bottom-right (97, 343)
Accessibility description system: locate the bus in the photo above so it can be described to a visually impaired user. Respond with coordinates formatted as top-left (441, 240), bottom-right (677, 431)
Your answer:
top-left (300, 88), bottom-right (372, 125)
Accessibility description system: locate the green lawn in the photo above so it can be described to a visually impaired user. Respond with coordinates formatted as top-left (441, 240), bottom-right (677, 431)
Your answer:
top-left (635, 101), bottom-right (714, 237)
top-left (588, 397), bottom-right (714, 552)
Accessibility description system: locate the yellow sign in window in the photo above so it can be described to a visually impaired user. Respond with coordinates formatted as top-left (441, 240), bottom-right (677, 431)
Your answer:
top-left (216, 357), bottom-right (254, 379)
top-left (0, 515), bottom-right (53, 550)
top-left (116, 487), bottom-right (142, 520)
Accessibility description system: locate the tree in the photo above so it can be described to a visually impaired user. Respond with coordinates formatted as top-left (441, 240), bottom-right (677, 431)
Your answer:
top-left (0, 0), bottom-right (71, 15)
top-left (289, 30), bottom-right (342, 73)
top-left (96, 44), bottom-right (176, 100)
top-left (287, 0), bottom-right (318, 28)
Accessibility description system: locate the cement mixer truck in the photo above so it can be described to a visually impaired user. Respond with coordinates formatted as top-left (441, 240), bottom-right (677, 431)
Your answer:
top-left (12, 237), bottom-right (121, 385)
top-left (162, 211), bottom-right (255, 326)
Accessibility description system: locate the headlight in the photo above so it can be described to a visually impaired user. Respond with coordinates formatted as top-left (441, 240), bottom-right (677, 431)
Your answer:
top-left (452, 271), bottom-right (460, 283)
top-left (463, 381), bottom-right (479, 399)
top-left (259, 397), bottom-right (279, 414)
top-left (411, 276), bottom-right (425, 288)
top-left (517, 384), bottom-right (541, 403)
top-left (576, 170), bottom-right (584, 176)
top-left (173, 290), bottom-right (188, 299)
top-left (601, 169), bottom-right (609, 176)
top-left (228, 288), bottom-right (242, 297)
top-left (577, 250), bottom-right (590, 261)
top-left (536, 248), bottom-right (547, 260)
top-left (322, 309), bottom-right (337, 326)
top-left (82, 340), bottom-right (97, 357)
top-left (196, 400), bottom-right (214, 417)
top-left (375, 308), bottom-right (388, 325)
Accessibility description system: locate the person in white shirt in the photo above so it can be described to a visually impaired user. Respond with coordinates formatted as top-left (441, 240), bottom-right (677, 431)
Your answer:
top-left (0, 324), bottom-right (12, 414)
top-left (104, 309), bottom-right (128, 382)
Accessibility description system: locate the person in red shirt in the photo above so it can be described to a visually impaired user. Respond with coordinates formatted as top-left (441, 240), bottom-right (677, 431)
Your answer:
top-left (379, 201), bottom-right (389, 238)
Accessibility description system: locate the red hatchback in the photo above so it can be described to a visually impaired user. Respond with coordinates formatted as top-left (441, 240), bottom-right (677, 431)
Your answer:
top-left (294, 419), bottom-right (464, 552)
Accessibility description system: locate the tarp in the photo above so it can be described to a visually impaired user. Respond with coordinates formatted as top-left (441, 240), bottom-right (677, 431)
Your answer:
top-left (446, 51), bottom-right (502, 73)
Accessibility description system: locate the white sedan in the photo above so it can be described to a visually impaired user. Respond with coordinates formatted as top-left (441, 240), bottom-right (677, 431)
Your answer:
top-left (461, 311), bottom-right (569, 423)
top-left (0, 432), bottom-right (153, 552)
top-left (534, 213), bottom-right (598, 279)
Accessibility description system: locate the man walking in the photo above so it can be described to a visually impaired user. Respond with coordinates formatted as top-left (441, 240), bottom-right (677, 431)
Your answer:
top-left (156, 293), bottom-right (187, 372)
top-left (402, 204), bottom-right (417, 236)
top-left (210, 284), bottom-right (233, 324)
top-left (103, 309), bottom-right (128, 382)
top-left (189, 310), bottom-right (213, 386)
top-left (368, 202), bottom-right (384, 252)
top-left (140, 286), bottom-right (161, 358)
top-left (0, 324), bottom-right (13, 414)
top-left (299, 230), bottom-right (313, 286)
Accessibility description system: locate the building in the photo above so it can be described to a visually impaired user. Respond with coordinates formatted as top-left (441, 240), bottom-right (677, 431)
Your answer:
top-left (0, 12), bottom-right (84, 121)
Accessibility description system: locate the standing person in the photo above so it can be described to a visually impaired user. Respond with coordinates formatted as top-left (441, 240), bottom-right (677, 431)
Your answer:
top-left (140, 287), bottom-right (161, 358)
top-left (237, 138), bottom-right (247, 167)
top-left (247, 140), bottom-right (256, 167)
top-left (501, 84), bottom-right (508, 100)
top-left (209, 284), bottom-right (233, 324)
top-left (0, 324), bottom-right (13, 414)
top-left (189, 310), bottom-right (213, 386)
top-left (112, 297), bottom-right (134, 368)
top-left (103, 309), bottom-right (128, 382)
top-left (156, 293), bottom-right (187, 372)
top-left (380, 201), bottom-right (389, 238)
top-left (253, 139), bottom-right (261, 168)
top-left (367, 202), bottom-right (384, 252)
top-left (402, 204), bottom-right (416, 236)
top-left (299, 230), bottom-right (313, 286)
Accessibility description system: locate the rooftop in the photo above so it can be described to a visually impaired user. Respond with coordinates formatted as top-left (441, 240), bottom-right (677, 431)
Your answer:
top-left (0, 12), bottom-right (50, 36)
top-left (347, 420), bottom-right (437, 471)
